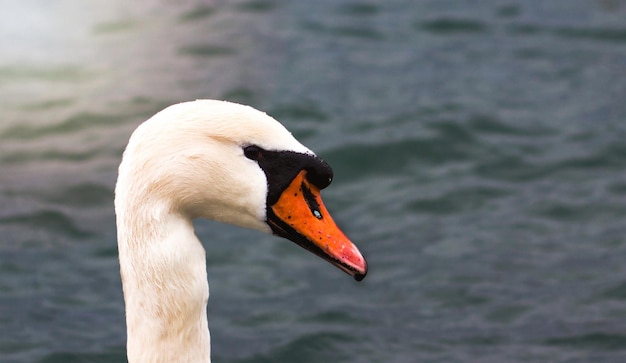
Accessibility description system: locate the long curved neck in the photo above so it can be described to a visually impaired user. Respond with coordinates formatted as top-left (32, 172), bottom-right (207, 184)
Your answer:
top-left (117, 200), bottom-right (211, 363)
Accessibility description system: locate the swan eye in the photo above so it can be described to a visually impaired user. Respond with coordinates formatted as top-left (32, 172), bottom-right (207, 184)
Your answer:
top-left (244, 145), bottom-right (261, 160)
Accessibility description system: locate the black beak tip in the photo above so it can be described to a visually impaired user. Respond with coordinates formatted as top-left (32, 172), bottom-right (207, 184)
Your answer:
top-left (354, 271), bottom-right (367, 282)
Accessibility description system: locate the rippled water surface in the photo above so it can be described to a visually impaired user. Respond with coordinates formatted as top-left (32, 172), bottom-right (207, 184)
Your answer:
top-left (2, 1), bottom-right (626, 362)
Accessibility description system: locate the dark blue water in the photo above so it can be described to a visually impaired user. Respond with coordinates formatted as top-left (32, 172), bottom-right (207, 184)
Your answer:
top-left (2, 1), bottom-right (626, 362)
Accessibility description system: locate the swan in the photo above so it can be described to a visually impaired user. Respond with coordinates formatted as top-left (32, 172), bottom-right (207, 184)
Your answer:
top-left (114, 100), bottom-right (368, 363)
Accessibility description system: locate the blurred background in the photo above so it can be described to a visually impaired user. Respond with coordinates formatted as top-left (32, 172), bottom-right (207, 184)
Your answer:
top-left (2, 0), bottom-right (626, 362)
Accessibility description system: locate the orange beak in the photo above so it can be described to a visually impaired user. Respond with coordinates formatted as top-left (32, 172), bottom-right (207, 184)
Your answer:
top-left (267, 170), bottom-right (368, 281)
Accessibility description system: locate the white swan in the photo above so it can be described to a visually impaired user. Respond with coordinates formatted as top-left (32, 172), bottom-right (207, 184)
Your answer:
top-left (115, 100), bottom-right (367, 363)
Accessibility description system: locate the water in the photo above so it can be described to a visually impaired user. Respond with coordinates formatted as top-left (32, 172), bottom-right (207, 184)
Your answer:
top-left (2, 0), bottom-right (626, 362)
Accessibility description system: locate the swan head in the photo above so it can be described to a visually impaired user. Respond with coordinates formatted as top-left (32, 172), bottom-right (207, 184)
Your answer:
top-left (116, 100), bottom-right (367, 281)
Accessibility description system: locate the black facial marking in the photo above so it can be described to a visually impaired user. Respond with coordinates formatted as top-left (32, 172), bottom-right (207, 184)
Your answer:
top-left (301, 182), bottom-right (323, 219)
top-left (244, 145), bottom-right (333, 206)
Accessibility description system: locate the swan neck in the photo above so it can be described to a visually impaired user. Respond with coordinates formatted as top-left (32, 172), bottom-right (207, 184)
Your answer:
top-left (117, 205), bottom-right (211, 363)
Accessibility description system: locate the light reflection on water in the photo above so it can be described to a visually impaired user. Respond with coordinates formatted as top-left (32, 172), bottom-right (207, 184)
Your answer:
top-left (2, 1), bottom-right (626, 362)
